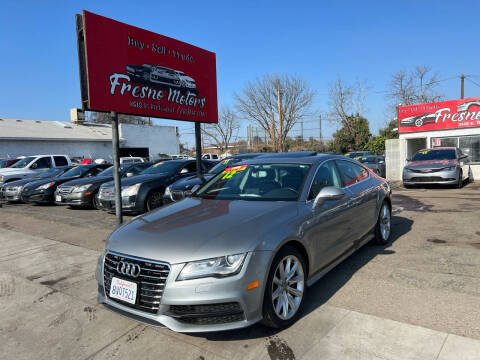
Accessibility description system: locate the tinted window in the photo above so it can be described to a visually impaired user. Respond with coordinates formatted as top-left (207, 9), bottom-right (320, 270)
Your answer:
top-left (59, 166), bottom-right (91, 178)
top-left (54, 156), bottom-right (68, 166)
top-left (141, 161), bottom-right (184, 175)
top-left (33, 157), bottom-right (52, 169)
top-left (412, 149), bottom-right (456, 161)
top-left (196, 163), bottom-right (310, 201)
top-left (181, 162), bottom-right (197, 173)
top-left (336, 161), bottom-right (369, 187)
top-left (359, 156), bottom-right (377, 163)
top-left (308, 161), bottom-right (342, 200)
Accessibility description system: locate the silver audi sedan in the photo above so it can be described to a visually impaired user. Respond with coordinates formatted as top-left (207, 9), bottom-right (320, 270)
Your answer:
top-left (96, 155), bottom-right (392, 332)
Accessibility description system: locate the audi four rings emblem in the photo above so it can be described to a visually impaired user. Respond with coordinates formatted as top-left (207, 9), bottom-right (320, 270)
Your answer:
top-left (117, 261), bottom-right (141, 277)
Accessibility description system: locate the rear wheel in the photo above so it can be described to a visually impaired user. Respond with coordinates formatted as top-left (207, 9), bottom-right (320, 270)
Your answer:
top-left (92, 191), bottom-right (101, 209)
top-left (261, 246), bottom-right (306, 329)
top-left (374, 202), bottom-right (391, 245)
top-left (146, 190), bottom-right (163, 212)
top-left (468, 167), bottom-right (474, 183)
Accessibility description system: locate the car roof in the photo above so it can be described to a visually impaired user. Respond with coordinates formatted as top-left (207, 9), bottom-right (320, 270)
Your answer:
top-left (237, 154), bottom-right (348, 165)
top-left (257, 151), bottom-right (317, 158)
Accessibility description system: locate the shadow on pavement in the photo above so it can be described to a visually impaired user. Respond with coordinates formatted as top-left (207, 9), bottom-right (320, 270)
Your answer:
top-left (194, 215), bottom-right (413, 341)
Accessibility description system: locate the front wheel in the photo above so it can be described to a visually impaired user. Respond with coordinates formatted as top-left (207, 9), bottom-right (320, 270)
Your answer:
top-left (261, 246), bottom-right (306, 329)
top-left (468, 167), bottom-right (474, 183)
top-left (457, 170), bottom-right (463, 188)
top-left (146, 190), bottom-right (164, 212)
top-left (374, 202), bottom-right (391, 245)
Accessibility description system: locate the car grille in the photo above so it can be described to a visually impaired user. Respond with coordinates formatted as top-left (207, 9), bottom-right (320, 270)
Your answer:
top-left (410, 176), bottom-right (455, 182)
top-left (103, 252), bottom-right (170, 314)
top-left (410, 168), bottom-right (443, 173)
top-left (171, 190), bottom-right (186, 202)
top-left (99, 187), bottom-right (115, 201)
top-left (168, 303), bottom-right (245, 325)
top-left (57, 186), bottom-right (74, 194)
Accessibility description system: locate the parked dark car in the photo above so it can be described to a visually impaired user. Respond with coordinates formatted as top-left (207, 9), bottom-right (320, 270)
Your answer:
top-left (0, 166), bottom-right (72, 202)
top-left (344, 151), bottom-right (374, 160)
top-left (98, 159), bottom-right (215, 214)
top-left (96, 155), bottom-right (392, 332)
top-left (21, 164), bottom-right (109, 204)
top-left (358, 155), bottom-right (386, 177)
top-left (403, 147), bottom-right (472, 188)
top-left (164, 152), bottom-right (317, 204)
top-left (54, 162), bottom-right (152, 209)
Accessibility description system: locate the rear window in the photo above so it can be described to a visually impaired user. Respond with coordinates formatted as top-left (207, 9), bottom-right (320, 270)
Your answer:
top-left (54, 156), bottom-right (68, 166)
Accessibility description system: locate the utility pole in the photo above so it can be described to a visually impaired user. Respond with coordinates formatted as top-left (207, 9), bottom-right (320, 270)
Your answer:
top-left (111, 111), bottom-right (122, 226)
top-left (461, 73), bottom-right (465, 99)
top-left (319, 114), bottom-right (322, 142)
top-left (277, 86), bottom-right (283, 152)
top-left (300, 120), bottom-right (304, 144)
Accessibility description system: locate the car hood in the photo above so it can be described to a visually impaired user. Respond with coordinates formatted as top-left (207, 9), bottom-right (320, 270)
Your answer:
top-left (407, 159), bottom-right (457, 169)
top-left (60, 176), bottom-right (113, 187)
top-left (24, 176), bottom-right (77, 189)
top-left (102, 173), bottom-right (170, 187)
top-left (0, 168), bottom-right (33, 176)
top-left (106, 198), bottom-right (299, 264)
top-left (170, 174), bottom-right (215, 190)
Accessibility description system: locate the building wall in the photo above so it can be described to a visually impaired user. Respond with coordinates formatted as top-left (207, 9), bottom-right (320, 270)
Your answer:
top-left (120, 124), bottom-right (179, 159)
top-left (0, 140), bottom-right (113, 160)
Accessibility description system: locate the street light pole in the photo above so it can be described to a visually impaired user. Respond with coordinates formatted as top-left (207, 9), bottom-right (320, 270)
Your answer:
top-left (111, 111), bottom-right (123, 226)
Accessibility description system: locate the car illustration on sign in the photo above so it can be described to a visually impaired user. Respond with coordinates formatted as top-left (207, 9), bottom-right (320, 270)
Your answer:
top-left (400, 113), bottom-right (437, 127)
top-left (125, 64), bottom-right (197, 92)
top-left (457, 99), bottom-right (480, 112)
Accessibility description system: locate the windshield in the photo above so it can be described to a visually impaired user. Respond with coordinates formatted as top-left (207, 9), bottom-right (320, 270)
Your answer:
top-left (207, 158), bottom-right (243, 174)
top-left (59, 166), bottom-right (90, 178)
top-left (196, 163), bottom-right (310, 201)
top-left (10, 157), bottom-right (35, 168)
top-left (412, 149), bottom-right (456, 161)
top-left (97, 165), bottom-right (132, 177)
top-left (35, 168), bottom-right (67, 179)
top-left (141, 161), bottom-right (182, 175)
top-left (359, 156), bottom-right (377, 163)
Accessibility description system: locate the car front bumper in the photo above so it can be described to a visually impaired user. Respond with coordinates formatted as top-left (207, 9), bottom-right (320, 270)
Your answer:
top-left (1, 187), bottom-right (23, 202)
top-left (54, 191), bottom-right (92, 207)
top-left (403, 168), bottom-right (459, 185)
top-left (98, 195), bottom-right (139, 213)
top-left (21, 189), bottom-right (54, 203)
top-left (96, 251), bottom-right (271, 332)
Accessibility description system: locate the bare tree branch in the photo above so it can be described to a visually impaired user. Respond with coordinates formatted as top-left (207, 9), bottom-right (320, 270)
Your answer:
top-left (202, 106), bottom-right (240, 153)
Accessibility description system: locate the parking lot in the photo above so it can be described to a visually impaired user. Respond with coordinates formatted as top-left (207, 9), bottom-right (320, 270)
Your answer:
top-left (1, 183), bottom-right (480, 360)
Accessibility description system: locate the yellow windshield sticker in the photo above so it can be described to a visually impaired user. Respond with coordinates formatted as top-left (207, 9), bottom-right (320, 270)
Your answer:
top-left (153, 162), bottom-right (164, 167)
top-left (222, 164), bottom-right (248, 179)
top-left (222, 159), bottom-right (231, 165)
top-left (420, 151), bottom-right (428, 155)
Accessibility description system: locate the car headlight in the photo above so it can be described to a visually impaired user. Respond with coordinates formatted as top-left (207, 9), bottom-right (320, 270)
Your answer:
top-left (164, 186), bottom-right (172, 198)
top-left (7, 185), bottom-right (23, 192)
top-left (72, 184), bottom-right (92, 193)
top-left (121, 183), bottom-right (141, 197)
top-left (177, 253), bottom-right (247, 281)
top-left (36, 182), bottom-right (55, 190)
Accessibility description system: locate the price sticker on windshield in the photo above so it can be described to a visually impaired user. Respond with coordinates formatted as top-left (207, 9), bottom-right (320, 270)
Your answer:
top-left (420, 151), bottom-right (429, 155)
top-left (153, 162), bottom-right (164, 167)
top-left (222, 164), bottom-right (248, 179)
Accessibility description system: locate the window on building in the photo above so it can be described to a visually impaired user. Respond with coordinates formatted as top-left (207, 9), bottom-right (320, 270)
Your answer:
top-left (431, 135), bottom-right (480, 163)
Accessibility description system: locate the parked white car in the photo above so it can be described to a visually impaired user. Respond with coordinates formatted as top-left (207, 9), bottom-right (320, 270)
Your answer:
top-left (0, 155), bottom-right (71, 185)
top-left (202, 153), bottom-right (219, 160)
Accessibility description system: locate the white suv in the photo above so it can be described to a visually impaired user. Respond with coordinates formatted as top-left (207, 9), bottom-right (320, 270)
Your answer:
top-left (0, 155), bottom-right (71, 185)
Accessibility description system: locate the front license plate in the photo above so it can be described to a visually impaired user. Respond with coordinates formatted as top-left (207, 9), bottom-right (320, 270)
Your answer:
top-left (109, 277), bottom-right (137, 304)
top-left (55, 195), bottom-right (62, 202)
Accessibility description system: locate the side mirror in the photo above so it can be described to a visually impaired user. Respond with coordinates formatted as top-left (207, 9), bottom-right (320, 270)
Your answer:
top-left (180, 168), bottom-right (189, 175)
top-left (126, 172), bottom-right (134, 177)
top-left (184, 184), bottom-right (200, 197)
top-left (406, 158), bottom-right (411, 162)
top-left (313, 186), bottom-right (346, 208)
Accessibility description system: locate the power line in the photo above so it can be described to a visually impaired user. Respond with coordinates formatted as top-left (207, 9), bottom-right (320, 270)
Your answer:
top-left (466, 78), bottom-right (480, 89)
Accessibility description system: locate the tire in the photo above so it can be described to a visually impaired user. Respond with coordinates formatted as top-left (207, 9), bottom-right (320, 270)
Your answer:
top-left (146, 190), bottom-right (164, 212)
top-left (374, 202), bottom-right (391, 245)
top-left (92, 191), bottom-right (101, 210)
top-left (403, 183), bottom-right (413, 189)
top-left (261, 246), bottom-right (306, 329)
top-left (457, 170), bottom-right (463, 188)
top-left (468, 167), bottom-right (474, 183)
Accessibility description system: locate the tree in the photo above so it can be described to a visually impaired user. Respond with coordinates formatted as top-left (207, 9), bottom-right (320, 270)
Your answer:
top-left (330, 115), bottom-right (371, 154)
top-left (201, 106), bottom-right (240, 154)
top-left (235, 73), bottom-right (314, 152)
top-left (387, 65), bottom-right (443, 109)
top-left (86, 111), bottom-right (152, 125)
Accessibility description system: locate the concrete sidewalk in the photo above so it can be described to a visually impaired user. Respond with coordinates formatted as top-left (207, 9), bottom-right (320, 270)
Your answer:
top-left (1, 229), bottom-right (479, 360)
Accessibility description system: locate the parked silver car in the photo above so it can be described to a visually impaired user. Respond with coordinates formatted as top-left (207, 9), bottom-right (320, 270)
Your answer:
top-left (96, 155), bottom-right (392, 332)
top-left (403, 147), bottom-right (472, 188)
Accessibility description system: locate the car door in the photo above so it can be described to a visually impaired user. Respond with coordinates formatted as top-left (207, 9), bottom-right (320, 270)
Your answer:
top-left (457, 149), bottom-right (469, 179)
top-left (30, 156), bottom-right (52, 172)
top-left (302, 160), bottom-right (355, 272)
top-left (335, 160), bottom-right (378, 242)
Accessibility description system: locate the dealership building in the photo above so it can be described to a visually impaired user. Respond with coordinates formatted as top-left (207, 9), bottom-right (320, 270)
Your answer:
top-left (386, 97), bottom-right (480, 181)
top-left (0, 116), bottom-right (180, 161)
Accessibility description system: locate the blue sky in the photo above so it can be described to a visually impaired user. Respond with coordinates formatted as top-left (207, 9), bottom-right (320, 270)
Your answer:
top-left (1, 0), bottom-right (480, 147)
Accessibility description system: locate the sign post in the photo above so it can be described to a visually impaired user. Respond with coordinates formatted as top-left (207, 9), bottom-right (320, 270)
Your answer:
top-left (75, 10), bottom-right (217, 225)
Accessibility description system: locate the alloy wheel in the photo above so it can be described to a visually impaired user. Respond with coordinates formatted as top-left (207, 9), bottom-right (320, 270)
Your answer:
top-left (271, 255), bottom-right (304, 320)
top-left (380, 204), bottom-right (391, 241)
top-left (147, 191), bottom-right (163, 211)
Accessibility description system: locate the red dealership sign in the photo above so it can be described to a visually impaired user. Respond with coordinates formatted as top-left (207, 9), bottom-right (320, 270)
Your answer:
top-left (78, 11), bottom-right (218, 123)
top-left (398, 97), bottom-right (480, 133)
